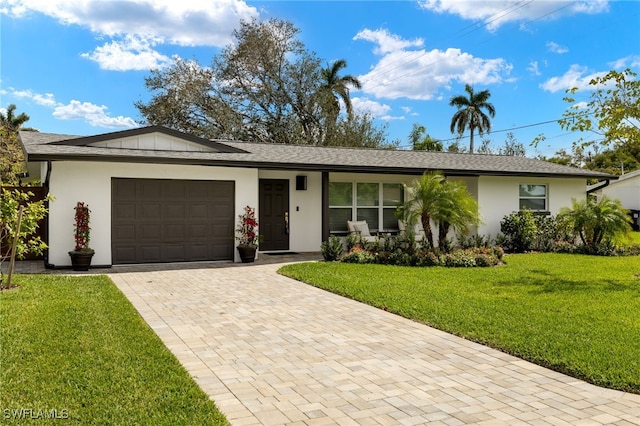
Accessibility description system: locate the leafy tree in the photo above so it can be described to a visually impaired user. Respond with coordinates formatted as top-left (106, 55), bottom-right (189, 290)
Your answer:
top-left (1, 104), bottom-right (34, 185)
top-left (328, 113), bottom-right (397, 148)
top-left (409, 123), bottom-right (443, 151)
top-left (498, 132), bottom-right (526, 156)
top-left (449, 84), bottom-right (495, 153)
top-left (0, 189), bottom-right (50, 288)
top-left (137, 19), bottom-right (385, 148)
top-left (558, 68), bottom-right (639, 174)
top-left (558, 195), bottom-right (632, 253)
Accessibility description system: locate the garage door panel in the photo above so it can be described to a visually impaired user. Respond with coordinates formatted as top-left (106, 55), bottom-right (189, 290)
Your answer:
top-left (141, 204), bottom-right (162, 218)
top-left (162, 245), bottom-right (186, 262)
top-left (140, 246), bottom-right (162, 263)
top-left (189, 224), bottom-right (209, 238)
top-left (112, 178), bottom-right (234, 264)
top-left (113, 203), bottom-right (136, 219)
top-left (113, 224), bottom-right (135, 240)
top-left (190, 203), bottom-right (208, 218)
top-left (141, 224), bottom-right (162, 240)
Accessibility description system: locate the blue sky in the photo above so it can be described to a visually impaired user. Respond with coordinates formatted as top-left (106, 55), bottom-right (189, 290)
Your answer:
top-left (1, 0), bottom-right (638, 157)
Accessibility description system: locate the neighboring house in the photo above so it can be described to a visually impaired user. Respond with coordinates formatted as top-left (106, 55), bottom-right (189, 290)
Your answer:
top-left (19, 126), bottom-right (613, 267)
top-left (589, 169), bottom-right (640, 230)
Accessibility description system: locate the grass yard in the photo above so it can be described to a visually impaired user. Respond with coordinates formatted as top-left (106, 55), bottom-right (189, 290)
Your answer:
top-left (0, 274), bottom-right (229, 425)
top-left (279, 252), bottom-right (640, 393)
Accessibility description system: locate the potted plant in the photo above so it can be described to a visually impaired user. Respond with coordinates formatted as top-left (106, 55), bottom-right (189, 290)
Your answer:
top-left (68, 201), bottom-right (94, 271)
top-left (236, 205), bottom-right (260, 263)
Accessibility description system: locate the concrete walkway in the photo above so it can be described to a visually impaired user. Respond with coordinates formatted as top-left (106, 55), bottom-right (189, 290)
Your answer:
top-left (106, 260), bottom-right (640, 426)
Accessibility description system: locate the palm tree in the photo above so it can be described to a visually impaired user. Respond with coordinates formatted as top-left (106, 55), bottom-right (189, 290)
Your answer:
top-left (559, 195), bottom-right (632, 252)
top-left (401, 172), bottom-right (481, 250)
top-left (0, 104), bottom-right (30, 132)
top-left (317, 59), bottom-right (361, 143)
top-left (433, 180), bottom-right (480, 250)
top-left (400, 172), bottom-right (444, 249)
top-left (449, 84), bottom-right (495, 153)
top-left (409, 123), bottom-right (443, 151)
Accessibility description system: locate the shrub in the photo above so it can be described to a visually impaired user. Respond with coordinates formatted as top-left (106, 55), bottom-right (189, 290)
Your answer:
top-left (341, 247), bottom-right (375, 264)
top-left (457, 234), bottom-right (491, 249)
top-left (443, 250), bottom-right (477, 267)
top-left (499, 209), bottom-right (537, 252)
top-left (320, 235), bottom-right (343, 261)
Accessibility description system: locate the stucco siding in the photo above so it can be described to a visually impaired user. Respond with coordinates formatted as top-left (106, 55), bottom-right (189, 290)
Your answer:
top-left (601, 175), bottom-right (640, 210)
top-left (258, 170), bottom-right (323, 252)
top-left (46, 161), bottom-right (257, 266)
top-left (477, 176), bottom-right (587, 239)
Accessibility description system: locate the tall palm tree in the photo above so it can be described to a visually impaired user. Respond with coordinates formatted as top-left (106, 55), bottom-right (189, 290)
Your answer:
top-left (0, 104), bottom-right (30, 132)
top-left (449, 84), bottom-right (495, 153)
top-left (317, 59), bottom-right (362, 133)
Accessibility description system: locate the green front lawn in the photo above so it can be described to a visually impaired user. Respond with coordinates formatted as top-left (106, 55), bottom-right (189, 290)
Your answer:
top-left (0, 274), bottom-right (229, 425)
top-left (279, 253), bottom-right (640, 393)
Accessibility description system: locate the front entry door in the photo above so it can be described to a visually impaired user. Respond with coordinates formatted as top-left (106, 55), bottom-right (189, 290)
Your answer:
top-left (259, 179), bottom-right (290, 251)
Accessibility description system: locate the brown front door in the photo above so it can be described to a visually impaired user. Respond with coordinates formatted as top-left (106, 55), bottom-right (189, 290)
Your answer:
top-left (259, 179), bottom-right (289, 251)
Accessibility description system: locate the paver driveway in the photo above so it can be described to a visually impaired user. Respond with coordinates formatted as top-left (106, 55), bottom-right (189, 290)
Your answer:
top-left (109, 262), bottom-right (640, 425)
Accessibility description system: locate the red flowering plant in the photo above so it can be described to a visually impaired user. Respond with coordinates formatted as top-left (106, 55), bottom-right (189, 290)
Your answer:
top-left (72, 201), bottom-right (94, 254)
top-left (235, 206), bottom-right (260, 247)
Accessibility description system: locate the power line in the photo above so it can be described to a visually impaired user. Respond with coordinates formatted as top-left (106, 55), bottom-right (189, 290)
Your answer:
top-left (396, 110), bottom-right (594, 149)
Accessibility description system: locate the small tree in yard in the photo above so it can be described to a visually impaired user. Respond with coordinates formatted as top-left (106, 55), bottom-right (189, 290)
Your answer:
top-left (0, 189), bottom-right (50, 288)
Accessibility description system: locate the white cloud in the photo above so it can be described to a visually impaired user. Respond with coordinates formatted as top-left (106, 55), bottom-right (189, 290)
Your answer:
top-left (527, 61), bottom-right (541, 76)
top-left (541, 64), bottom-right (607, 93)
top-left (53, 100), bottom-right (137, 128)
top-left (8, 87), bottom-right (137, 129)
top-left (81, 35), bottom-right (172, 71)
top-left (2, 0), bottom-right (258, 71)
top-left (609, 55), bottom-right (640, 70)
top-left (354, 28), bottom-right (423, 55)
top-left (2, 0), bottom-right (258, 46)
top-left (355, 29), bottom-right (512, 101)
top-left (546, 41), bottom-right (568, 54)
top-left (418, 0), bottom-right (609, 31)
top-left (12, 89), bottom-right (58, 107)
top-left (351, 97), bottom-right (392, 117)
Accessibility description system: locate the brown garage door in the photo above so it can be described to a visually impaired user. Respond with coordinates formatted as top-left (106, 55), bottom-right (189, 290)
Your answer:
top-left (112, 178), bottom-right (235, 264)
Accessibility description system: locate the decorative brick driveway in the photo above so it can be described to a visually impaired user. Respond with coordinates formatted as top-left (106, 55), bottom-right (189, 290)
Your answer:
top-left (108, 261), bottom-right (640, 425)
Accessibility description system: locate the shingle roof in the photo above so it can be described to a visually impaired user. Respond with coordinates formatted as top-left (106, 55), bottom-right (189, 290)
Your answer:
top-left (20, 126), bottom-right (614, 179)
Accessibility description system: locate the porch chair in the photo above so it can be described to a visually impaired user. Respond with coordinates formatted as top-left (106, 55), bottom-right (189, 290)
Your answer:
top-left (346, 220), bottom-right (377, 242)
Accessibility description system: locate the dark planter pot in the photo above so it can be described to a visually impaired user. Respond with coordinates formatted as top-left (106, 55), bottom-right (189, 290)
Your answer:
top-left (237, 245), bottom-right (257, 263)
top-left (69, 251), bottom-right (94, 271)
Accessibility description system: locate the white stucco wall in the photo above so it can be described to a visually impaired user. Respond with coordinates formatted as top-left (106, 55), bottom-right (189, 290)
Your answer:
top-left (477, 176), bottom-right (587, 239)
top-left (258, 170), bottom-right (323, 252)
top-left (601, 173), bottom-right (640, 210)
top-left (46, 161), bottom-right (257, 266)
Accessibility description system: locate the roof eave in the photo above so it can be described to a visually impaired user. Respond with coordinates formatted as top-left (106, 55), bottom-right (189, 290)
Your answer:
top-left (26, 153), bottom-right (613, 179)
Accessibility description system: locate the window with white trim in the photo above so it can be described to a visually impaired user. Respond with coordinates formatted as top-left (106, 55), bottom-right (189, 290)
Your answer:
top-left (519, 184), bottom-right (547, 211)
top-left (329, 182), bottom-right (404, 233)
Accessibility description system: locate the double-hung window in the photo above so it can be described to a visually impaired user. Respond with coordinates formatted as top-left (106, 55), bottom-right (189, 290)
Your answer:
top-left (519, 184), bottom-right (547, 211)
top-left (329, 182), bottom-right (404, 233)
